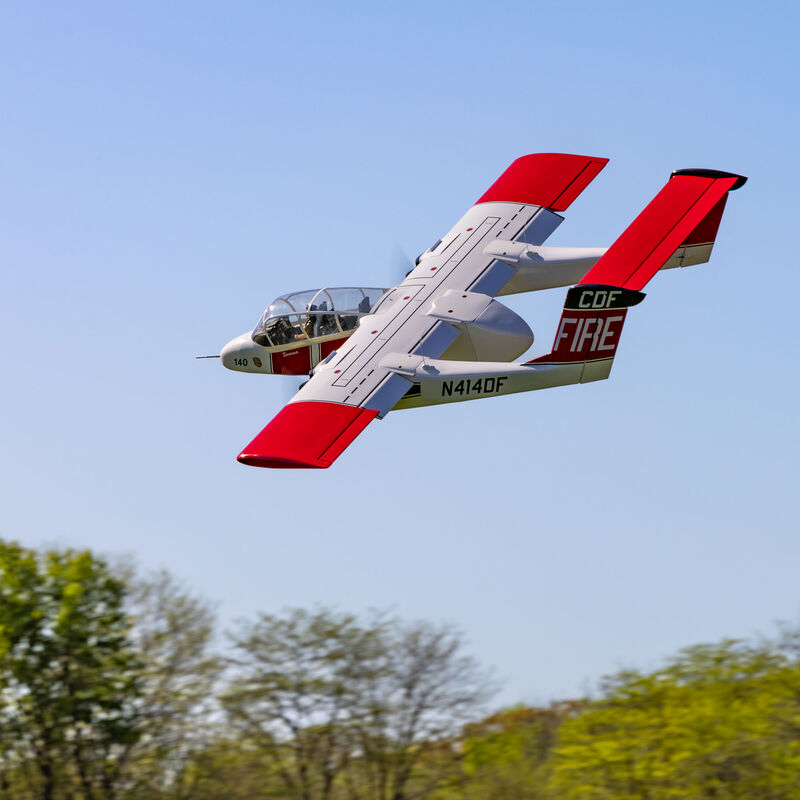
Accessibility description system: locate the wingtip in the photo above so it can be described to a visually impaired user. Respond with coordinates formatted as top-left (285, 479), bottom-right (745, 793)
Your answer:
top-left (236, 401), bottom-right (378, 470)
top-left (477, 153), bottom-right (609, 210)
top-left (671, 168), bottom-right (748, 190)
top-left (237, 452), bottom-right (327, 469)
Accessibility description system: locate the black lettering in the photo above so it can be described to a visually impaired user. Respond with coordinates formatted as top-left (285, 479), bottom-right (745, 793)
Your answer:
top-left (454, 380), bottom-right (465, 395)
top-left (472, 378), bottom-right (482, 394)
top-left (484, 377), bottom-right (495, 392)
top-left (442, 381), bottom-right (453, 397)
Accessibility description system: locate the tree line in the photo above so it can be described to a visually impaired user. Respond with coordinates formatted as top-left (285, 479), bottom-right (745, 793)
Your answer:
top-left (1, 540), bottom-right (798, 799)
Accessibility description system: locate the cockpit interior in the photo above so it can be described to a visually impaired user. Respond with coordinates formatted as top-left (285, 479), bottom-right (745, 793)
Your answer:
top-left (251, 287), bottom-right (386, 348)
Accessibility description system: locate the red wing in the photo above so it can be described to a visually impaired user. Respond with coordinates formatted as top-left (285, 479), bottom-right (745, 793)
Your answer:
top-left (477, 153), bottom-right (608, 210)
top-left (238, 402), bottom-right (378, 469)
top-left (579, 169), bottom-right (746, 291)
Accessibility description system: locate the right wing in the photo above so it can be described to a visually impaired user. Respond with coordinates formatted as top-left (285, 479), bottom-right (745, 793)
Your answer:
top-left (238, 153), bottom-right (608, 468)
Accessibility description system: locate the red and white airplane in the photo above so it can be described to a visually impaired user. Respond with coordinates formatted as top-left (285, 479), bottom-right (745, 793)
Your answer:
top-left (217, 153), bottom-right (746, 468)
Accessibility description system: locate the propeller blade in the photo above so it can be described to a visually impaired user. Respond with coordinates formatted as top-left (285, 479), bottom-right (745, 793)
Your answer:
top-left (389, 243), bottom-right (415, 284)
top-left (280, 375), bottom-right (306, 403)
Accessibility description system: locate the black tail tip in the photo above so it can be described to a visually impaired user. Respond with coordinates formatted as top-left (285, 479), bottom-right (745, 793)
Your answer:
top-left (671, 168), bottom-right (747, 190)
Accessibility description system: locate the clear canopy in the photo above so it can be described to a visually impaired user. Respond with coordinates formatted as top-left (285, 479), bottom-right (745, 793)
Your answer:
top-left (252, 287), bottom-right (387, 347)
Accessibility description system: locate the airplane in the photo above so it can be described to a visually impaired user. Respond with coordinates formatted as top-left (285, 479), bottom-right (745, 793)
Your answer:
top-left (215, 152), bottom-right (746, 468)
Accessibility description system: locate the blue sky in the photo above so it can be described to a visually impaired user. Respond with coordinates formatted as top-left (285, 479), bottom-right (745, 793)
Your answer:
top-left (1, 0), bottom-right (798, 704)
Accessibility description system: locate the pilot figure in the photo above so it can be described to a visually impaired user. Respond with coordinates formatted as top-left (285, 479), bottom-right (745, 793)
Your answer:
top-left (317, 314), bottom-right (337, 336)
top-left (268, 317), bottom-right (293, 345)
top-left (300, 303), bottom-right (319, 338)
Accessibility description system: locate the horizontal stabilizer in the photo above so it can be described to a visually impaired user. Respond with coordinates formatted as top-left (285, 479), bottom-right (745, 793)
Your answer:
top-left (579, 169), bottom-right (746, 291)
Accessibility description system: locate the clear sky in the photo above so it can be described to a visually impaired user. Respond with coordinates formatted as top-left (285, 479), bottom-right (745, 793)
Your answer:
top-left (1, 0), bottom-right (798, 704)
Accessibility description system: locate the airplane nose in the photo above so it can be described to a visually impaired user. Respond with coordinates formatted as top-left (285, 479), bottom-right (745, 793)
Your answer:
top-left (220, 339), bottom-right (236, 369)
top-left (220, 333), bottom-right (251, 371)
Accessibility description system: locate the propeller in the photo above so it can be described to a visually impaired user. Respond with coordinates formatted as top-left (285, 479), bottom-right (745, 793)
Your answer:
top-left (280, 375), bottom-right (308, 403)
top-left (389, 243), bottom-right (416, 285)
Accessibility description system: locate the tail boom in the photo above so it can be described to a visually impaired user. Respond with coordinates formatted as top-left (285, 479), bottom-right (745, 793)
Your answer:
top-left (387, 353), bottom-right (609, 411)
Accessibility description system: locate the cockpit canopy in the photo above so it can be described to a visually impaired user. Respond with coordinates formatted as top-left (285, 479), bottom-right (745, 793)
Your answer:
top-left (252, 287), bottom-right (387, 347)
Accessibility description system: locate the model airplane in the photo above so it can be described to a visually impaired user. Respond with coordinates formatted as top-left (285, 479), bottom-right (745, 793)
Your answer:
top-left (216, 153), bottom-right (746, 468)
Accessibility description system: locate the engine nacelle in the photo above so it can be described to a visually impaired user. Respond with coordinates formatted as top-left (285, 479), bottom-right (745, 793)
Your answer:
top-left (424, 290), bottom-right (533, 362)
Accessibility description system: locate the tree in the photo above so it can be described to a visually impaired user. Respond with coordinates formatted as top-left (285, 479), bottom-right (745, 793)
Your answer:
top-left (173, 737), bottom-right (285, 800)
top-left (118, 568), bottom-right (222, 798)
top-left (440, 704), bottom-right (577, 800)
top-left (0, 541), bottom-right (141, 800)
top-left (0, 543), bottom-right (221, 800)
top-left (222, 608), bottom-right (387, 800)
top-left (550, 638), bottom-right (800, 800)
top-left (345, 619), bottom-right (494, 800)
top-left (222, 608), bottom-right (493, 800)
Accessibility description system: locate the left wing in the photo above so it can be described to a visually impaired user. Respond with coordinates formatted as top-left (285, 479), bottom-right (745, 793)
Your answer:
top-left (237, 402), bottom-right (378, 469)
top-left (238, 153), bottom-right (608, 468)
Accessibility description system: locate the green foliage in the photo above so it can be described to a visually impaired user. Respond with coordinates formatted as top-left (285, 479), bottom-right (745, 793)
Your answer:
top-left (551, 640), bottom-right (800, 799)
top-left (437, 705), bottom-right (570, 800)
top-left (222, 608), bottom-right (386, 800)
top-left (3, 538), bottom-right (800, 800)
top-left (122, 568), bottom-right (222, 798)
top-left (176, 738), bottom-right (285, 800)
top-left (0, 542), bottom-right (220, 800)
top-left (222, 608), bottom-right (492, 800)
top-left (0, 541), bottom-right (140, 799)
